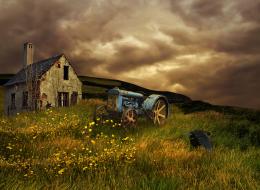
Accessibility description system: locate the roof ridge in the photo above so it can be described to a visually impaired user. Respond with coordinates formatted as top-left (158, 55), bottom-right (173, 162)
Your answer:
top-left (4, 53), bottom-right (64, 86)
top-left (28, 53), bottom-right (63, 68)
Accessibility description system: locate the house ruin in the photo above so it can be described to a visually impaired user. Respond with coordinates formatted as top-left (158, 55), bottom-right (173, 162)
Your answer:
top-left (4, 43), bottom-right (82, 115)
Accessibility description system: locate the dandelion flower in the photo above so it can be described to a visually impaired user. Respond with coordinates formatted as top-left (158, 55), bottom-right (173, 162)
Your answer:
top-left (89, 121), bottom-right (95, 126)
top-left (58, 168), bottom-right (65, 175)
top-left (83, 166), bottom-right (88, 171)
top-left (91, 140), bottom-right (96, 145)
top-left (122, 137), bottom-right (129, 141)
top-left (6, 146), bottom-right (12, 150)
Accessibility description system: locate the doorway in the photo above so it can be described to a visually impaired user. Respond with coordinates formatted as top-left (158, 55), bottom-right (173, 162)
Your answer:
top-left (58, 92), bottom-right (69, 107)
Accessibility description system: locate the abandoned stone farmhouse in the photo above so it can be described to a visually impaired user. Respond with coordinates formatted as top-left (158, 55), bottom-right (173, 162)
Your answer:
top-left (4, 42), bottom-right (82, 115)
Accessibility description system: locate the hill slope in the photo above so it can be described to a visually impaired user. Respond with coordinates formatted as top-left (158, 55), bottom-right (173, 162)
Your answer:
top-left (79, 76), bottom-right (191, 103)
top-left (0, 74), bottom-right (191, 103)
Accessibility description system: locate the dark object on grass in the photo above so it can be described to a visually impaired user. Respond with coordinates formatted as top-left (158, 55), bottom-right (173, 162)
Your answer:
top-left (46, 101), bottom-right (52, 108)
top-left (189, 130), bottom-right (213, 151)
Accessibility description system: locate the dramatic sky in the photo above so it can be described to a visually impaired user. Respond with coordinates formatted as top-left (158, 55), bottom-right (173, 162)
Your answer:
top-left (0, 0), bottom-right (259, 109)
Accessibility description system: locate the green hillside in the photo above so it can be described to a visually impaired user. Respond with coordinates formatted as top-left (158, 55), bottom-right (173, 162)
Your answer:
top-left (0, 74), bottom-right (191, 103)
top-left (0, 98), bottom-right (259, 189)
top-left (79, 76), bottom-right (191, 103)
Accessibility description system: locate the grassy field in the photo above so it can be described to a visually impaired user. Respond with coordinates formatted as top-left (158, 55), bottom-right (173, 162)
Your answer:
top-left (0, 97), bottom-right (259, 189)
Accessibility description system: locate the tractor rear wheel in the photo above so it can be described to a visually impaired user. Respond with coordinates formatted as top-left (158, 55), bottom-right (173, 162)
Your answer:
top-left (152, 99), bottom-right (168, 126)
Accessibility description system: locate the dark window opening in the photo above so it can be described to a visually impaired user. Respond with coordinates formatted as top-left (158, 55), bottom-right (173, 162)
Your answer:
top-left (71, 92), bottom-right (78, 105)
top-left (58, 92), bottom-right (69, 107)
top-left (22, 91), bottom-right (28, 108)
top-left (64, 66), bottom-right (69, 80)
top-left (11, 93), bottom-right (16, 110)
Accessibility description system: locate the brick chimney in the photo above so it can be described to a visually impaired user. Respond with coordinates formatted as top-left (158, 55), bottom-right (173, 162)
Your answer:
top-left (23, 42), bottom-right (34, 68)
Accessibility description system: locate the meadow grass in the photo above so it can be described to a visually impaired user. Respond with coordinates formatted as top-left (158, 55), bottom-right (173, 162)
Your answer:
top-left (0, 100), bottom-right (259, 189)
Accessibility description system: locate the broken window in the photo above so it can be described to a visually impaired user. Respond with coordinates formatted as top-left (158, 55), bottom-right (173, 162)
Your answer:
top-left (11, 93), bottom-right (16, 109)
top-left (58, 92), bottom-right (69, 107)
top-left (64, 66), bottom-right (69, 80)
top-left (22, 91), bottom-right (28, 108)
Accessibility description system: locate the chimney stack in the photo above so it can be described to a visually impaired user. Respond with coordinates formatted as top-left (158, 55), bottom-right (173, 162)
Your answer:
top-left (23, 42), bottom-right (34, 68)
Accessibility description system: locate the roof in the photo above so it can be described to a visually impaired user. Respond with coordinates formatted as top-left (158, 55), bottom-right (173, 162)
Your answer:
top-left (4, 54), bottom-right (64, 86)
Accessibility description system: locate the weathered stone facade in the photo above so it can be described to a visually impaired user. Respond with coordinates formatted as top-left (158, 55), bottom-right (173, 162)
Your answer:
top-left (39, 55), bottom-right (82, 108)
top-left (4, 54), bottom-right (82, 115)
top-left (4, 83), bottom-right (28, 115)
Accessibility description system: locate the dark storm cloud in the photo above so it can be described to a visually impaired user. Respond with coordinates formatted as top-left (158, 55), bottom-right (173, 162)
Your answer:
top-left (214, 25), bottom-right (260, 54)
top-left (165, 56), bottom-right (260, 108)
top-left (0, 0), bottom-right (259, 108)
top-left (0, 0), bottom-right (83, 72)
top-left (168, 0), bottom-right (228, 29)
top-left (191, 0), bottom-right (224, 17)
top-left (106, 39), bottom-right (176, 73)
top-left (236, 0), bottom-right (260, 22)
top-left (0, 0), bottom-right (126, 72)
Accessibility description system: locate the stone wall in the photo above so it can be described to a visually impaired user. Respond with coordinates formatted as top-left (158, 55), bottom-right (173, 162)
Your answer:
top-left (39, 55), bottom-right (82, 108)
top-left (4, 55), bottom-right (82, 115)
top-left (4, 83), bottom-right (29, 115)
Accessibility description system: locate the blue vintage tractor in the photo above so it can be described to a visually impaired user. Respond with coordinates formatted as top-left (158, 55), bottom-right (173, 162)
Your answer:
top-left (94, 87), bottom-right (169, 126)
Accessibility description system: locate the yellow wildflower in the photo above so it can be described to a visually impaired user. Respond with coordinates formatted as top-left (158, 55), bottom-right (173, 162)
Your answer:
top-left (6, 146), bottom-right (12, 150)
top-left (123, 137), bottom-right (129, 141)
top-left (83, 166), bottom-right (88, 171)
top-left (91, 140), bottom-right (96, 145)
top-left (89, 121), bottom-right (95, 126)
top-left (58, 168), bottom-right (65, 175)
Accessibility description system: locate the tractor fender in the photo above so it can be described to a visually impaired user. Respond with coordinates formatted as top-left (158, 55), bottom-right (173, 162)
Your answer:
top-left (142, 94), bottom-right (169, 117)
